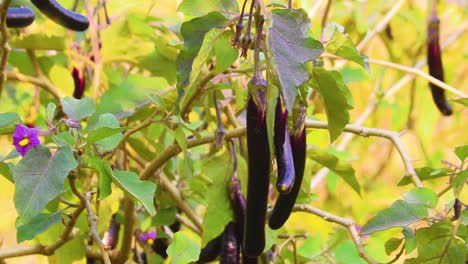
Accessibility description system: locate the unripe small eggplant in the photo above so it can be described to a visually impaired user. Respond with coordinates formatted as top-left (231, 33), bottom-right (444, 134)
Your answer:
top-left (31, 0), bottom-right (89, 31)
top-left (268, 105), bottom-right (306, 230)
top-left (274, 96), bottom-right (295, 193)
top-left (243, 75), bottom-right (270, 257)
top-left (6, 7), bottom-right (35, 28)
top-left (101, 214), bottom-right (120, 249)
top-left (220, 222), bottom-right (240, 264)
top-left (198, 233), bottom-right (223, 263)
top-left (72, 67), bottom-right (85, 99)
top-left (427, 9), bottom-right (452, 116)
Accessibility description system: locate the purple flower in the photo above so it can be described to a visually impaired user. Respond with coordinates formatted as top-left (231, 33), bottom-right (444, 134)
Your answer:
top-left (13, 124), bottom-right (41, 156)
top-left (139, 230), bottom-right (157, 245)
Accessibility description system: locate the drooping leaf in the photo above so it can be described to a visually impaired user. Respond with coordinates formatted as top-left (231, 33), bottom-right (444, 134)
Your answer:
top-left (201, 153), bottom-right (234, 247)
top-left (403, 187), bottom-right (438, 208)
top-left (17, 211), bottom-right (62, 243)
top-left (61, 97), bottom-right (95, 121)
top-left (110, 170), bottom-right (156, 216)
top-left (0, 112), bottom-right (21, 135)
top-left (90, 114), bottom-right (124, 154)
top-left (405, 221), bottom-right (467, 264)
top-left (178, 0), bottom-right (238, 17)
top-left (361, 200), bottom-right (428, 235)
top-left (311, 68), bottom-right (350, 142)
top-left (308, 147), bottom-right (360, 195)
top-left (268, 8), bottom-right (323, 112)
top-left (13, 147), bottom-right (78, 225)
top-left (176, 12), bottom-right (227, 100)
top-left (166, 232), bottom-right (201, 264)
top-left (322, 23), bottom-right (369, 71)
top-left (454, 145), bottom-right (468, 161)
top-left (87, 156), bottom-right (112, 200)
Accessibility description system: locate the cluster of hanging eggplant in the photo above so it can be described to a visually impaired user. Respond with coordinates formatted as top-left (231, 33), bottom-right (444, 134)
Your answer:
top-left (5, 0), bottom-right (89, 31)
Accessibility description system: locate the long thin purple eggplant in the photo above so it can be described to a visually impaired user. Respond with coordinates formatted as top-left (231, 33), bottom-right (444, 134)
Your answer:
top-left (243, 75), bottom-right (270, 257)
top-left (6, 7), bottom-right (35, 28)
top-left (198, 233), bottom-right (223, 263)
top-left (220, 222), bottom-right (240, 264)
top-left (427, 7), bottom-right (452, 116)
top-left (274, 96), bottom-right (295, 193)
top-left (268, 105), bottom-right (306, 230)
top-left (72, 67), bottom-right (85, 99)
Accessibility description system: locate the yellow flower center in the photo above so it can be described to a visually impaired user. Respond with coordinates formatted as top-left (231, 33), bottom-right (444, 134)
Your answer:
top-left (19, 138), bottom-right (30, 147)
top-left (147, 238), bottom-right (154, 245)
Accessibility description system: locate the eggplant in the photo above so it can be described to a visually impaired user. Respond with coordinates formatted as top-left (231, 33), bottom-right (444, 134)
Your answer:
top-left (274, 96), bottom-right (295, 193)
top-left (220, 222), bottom-right (240, 264)
top-left (198, 233), bottom-right (223, 263)
top-left (427, 8), bottom-right (452, 115)
top-left (30, 0), bottom-right (89, 31)
top-left (6, 7), bottom-right (35, 28)
top-left (101, 214), bottom-right (120, 249)
top-left (243, 75), bottom-right (270, 257)
top-left (268, 105), bottom-right (306, 230)
top-left (72, 67), bottom-right (85, 99)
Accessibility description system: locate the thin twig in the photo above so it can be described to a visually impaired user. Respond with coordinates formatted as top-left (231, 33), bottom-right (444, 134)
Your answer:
top-left (321, 0), bottom-right (332, 30)
top-left (5, 71), bottom-right (64, 100)
top-left (84, 192), bottom-right (111, 264)
top-left (114, 197), bottom-right (135, 263)
top-left (84, 0), bottom-right (102, 98)
top-left (213, 92), bottom-right (226, 149)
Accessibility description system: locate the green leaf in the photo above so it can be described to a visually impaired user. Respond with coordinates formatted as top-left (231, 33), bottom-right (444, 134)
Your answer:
top-left (110, 170), bottom-right (156, 216)
top-left (0, 112), bottom-right (21, 135)
top-left (453, 170), bottom-right (468, 197)
top-left (91, 114), bottom-right (124, 154)
top-left (311, 68), bottom-right (350, 142)
top-left (454, 145), bottom-right (468, 161)
top-left (9, 34), bottom-right (66, 50)
top-left (166, 232), bottom-right (201, 264)
top-left (0, 162), bottom-right (13, 182)
top-left (461, 209), bottom-right (468, 225)
top-left (12, 147), bottom-right (78, 225)
top-left (178, 0), bottom-right (238, 17)
top-left (450, 97), bottom-right (468, 107)
top-left (322, 23), bottom-right (369, 71)
top-left (87, 156), bottom-right (112, 200)
top-left (268, 8), bottom-right (324, 112)
top-left (334, 240), bottom-right (366, 264)
top-left (61, 97), bottom-right (95, 121)
top-left (87, 126), bottom-right (127, 145)
top-left (402, 227), bottom-right (416, 254)
top-left (176, 12), bottom-right (227, 99)
top-left (52, 131), bottom-right (75, 148)
top-left (152, 207), bottom-right (178, 226)
top-left (405, 221), bottom-right (467, 264)
top-left (361, 200), bottom-right (428, 235)
top-left (384, 238), bottom-right (403, 256)
top-left (297, 235), bottom-right (323, 260)
top-left (46, 102), bottom-right (57, 125)
top-left (308, 147), bottom-right (360, 195)
top-left (398, 166), bottom-right (451, 186)
top-left (16, 211), bottom-right (62, 243)
top-left (201, 153), bottom-right (234, 247)
top-left (214, 31), bottom-right (238, 74)
top-left (171, 126), bottom-right (187, 152)
top-left (49, 64), bottom-right (74, 96)
top-left (403, 187), bottom-right (438, 208)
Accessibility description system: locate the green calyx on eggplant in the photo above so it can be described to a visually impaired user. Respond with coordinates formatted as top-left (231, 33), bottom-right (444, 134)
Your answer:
top-left (244, 75), bottom-right (269, 257)
top-left (274, 95), bottom-right (295, 194)
top-left (6, 7), bottom-right (35, 28)
top-left (268, 104), bottom-right (306, 230)
top-left (30, 0), bottom-right (89, 31)
top-left (427, 8), bottom-right (452, 116)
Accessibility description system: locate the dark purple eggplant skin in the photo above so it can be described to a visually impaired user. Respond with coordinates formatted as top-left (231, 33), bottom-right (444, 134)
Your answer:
top-left (243, 76), bottom-right (270, 257)
top-left (229, 177), bottom-right (246, 242)
top-left (220, 222), bottom-right (240, 264)
top-left (102, 214), bottom-right (120, 249)
top-left (268, 106), bottom-right (306, 230)
top-left (198, 233), bottom-right (223, 263)
top-left (274, 96), bottom-right (295, 193)
top-left (6, 7), bottom-right (35, 28)
top-left (72, 67), bottom-right (85, 99)
top-left (151, 238), bottom-right (169, 259)
top-left (30, 0), bottom-right (89, 31)
top-left (427, 11), bottom-right (452, 116)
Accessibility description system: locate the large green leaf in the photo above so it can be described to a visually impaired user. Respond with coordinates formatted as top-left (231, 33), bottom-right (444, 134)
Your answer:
top-left (268, 8), bottom-right (323, 112)
top-left (166, 232), bottom-right (201, 264)
top-left (110, 170), bottom-right (156, 216)
top-left (0, 112), bottom-right (21, 135)
top-left (87, 127), bottom-right (128, 145)
top-left (201, 153), bottom-right (234, 247)
top-left (91, 114), bottom-right (124, 154)
top-left (361, 200), bottom-right (428, 235)
top-left (405, 221), bottom-right (467, 264)
top-left (308, 147), bottom-right (360, 195)
top-left (311, 68), bottom-right (350, 142)
top-left (13, 147), bottom-right (78, 225)
top-left (0, 162), bottom-right (13, 182)
top-left (176, 12), bottom-right (227, 100)
top-left (61, 97), bottom-right (95, 121)
top-left (178, 0), bottom-right (238, 17)
top-left (403, 187), bottom-right (438, 208)
top-left (17, 212), bottom-right (62, 243)
top-left (322, 23), bottom-right (369, 71)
